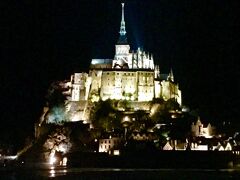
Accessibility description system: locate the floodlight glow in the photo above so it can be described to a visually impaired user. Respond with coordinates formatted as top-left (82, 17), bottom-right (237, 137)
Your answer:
top-left (62, 157), bottom-right (68, 166)
top-left (59, 144), bottom-right (67, 153)
top-left (49, 156), bottom-right (56, 165)
top-left (113, 150), bottom-right (120, 156)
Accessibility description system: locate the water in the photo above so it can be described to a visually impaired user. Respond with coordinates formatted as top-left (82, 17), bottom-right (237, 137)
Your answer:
top-left (2, 167), bottom-right (240, 180)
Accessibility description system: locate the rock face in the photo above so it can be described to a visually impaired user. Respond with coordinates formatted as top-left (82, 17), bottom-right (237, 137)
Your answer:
top-left (21, 122), bottom-right (91, 164)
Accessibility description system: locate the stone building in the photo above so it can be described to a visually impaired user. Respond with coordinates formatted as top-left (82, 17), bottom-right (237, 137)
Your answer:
top-left (191, 117), bottom-right (214, 138)
top-left (99, 137), bottom-right (122, 155)
top-left (59, 3), bottom-right (182, 122)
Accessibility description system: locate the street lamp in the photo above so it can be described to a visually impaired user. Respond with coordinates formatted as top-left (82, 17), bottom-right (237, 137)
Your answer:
top-left (121, 116), bottom-right (131, 141)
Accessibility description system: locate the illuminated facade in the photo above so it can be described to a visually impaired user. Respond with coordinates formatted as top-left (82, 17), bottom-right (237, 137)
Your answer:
top-left (62, 3), bottom-right (181, 121)
top-left (98, 137), bottom-right (122, 155)
top-left (191, 117), bottom-right (214, 138)
top-left (70, 73), bottom-right (91, 101)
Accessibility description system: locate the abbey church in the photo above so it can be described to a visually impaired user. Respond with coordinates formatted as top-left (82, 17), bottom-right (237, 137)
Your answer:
top-left (55, 3), bottom-right (181, 123)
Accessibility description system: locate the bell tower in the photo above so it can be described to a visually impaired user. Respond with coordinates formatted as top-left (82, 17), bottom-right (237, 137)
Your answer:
top-left (113, 3), bottom-right (130, 68)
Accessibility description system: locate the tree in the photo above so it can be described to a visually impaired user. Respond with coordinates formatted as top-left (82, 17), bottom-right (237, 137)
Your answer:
top-left (117, 100), bottom-right (130, 110)
top-left (150, 98), bottom-right (180, 123)
top-left (45, 82), bottom-right (69, 124)
top-left (154, 125), bottom-right (170, 148)
top-left (90, 99), bottom-right (121, 132)
top-left (46, 82), bottom-right (66, 108)
top-left (165, 98), bottom-right (180, 111)
top-left (43, 127), bottom-right (72, 161)
top-left (130, 110), bottom-right (149, 132)
top-left (47, 106), bottom-right (69, 124)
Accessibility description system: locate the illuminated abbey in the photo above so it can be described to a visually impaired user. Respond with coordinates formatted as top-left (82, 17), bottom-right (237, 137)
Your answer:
top-left (57, 3), bottom-right (181, 122)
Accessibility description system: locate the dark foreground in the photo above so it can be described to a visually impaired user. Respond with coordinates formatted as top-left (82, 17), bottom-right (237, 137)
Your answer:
top-left (67, 151), bottom-right (236, 169)
top-left (1, 151), bottom-right (240, 179)
top-left (1, 167), bottom-right (240, 180)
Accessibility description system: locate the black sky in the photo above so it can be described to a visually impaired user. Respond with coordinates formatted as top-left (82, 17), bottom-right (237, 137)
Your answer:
top-left (1, 0), bottom-right (240, 144)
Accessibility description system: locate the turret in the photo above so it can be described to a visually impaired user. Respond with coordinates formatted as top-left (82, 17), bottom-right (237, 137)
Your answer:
top-left (154, 65), bottom-right (160, 78)
top-left (168, 68), bottom-right (174, 82)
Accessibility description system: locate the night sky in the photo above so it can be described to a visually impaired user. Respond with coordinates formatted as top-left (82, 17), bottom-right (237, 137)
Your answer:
top-left (1, 0), bottom-right (240, 145)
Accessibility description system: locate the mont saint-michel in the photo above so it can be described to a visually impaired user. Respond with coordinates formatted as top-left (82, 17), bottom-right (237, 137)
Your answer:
top-left (1, 2), bottom-right (240, 178)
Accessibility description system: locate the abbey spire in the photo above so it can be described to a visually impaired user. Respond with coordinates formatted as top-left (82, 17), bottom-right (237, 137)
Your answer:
top-left (118, 3), bottom-right (127, 44)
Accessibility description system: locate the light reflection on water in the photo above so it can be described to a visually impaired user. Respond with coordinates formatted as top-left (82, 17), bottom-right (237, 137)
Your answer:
top-left (2, 167), bottom-right (240, 179)
top-left (49, 166), bottom-right (68, 177)
top-left (45, 167), bottom-right (240, 179)
top-left (49, 169), bottom-right (55, 177)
